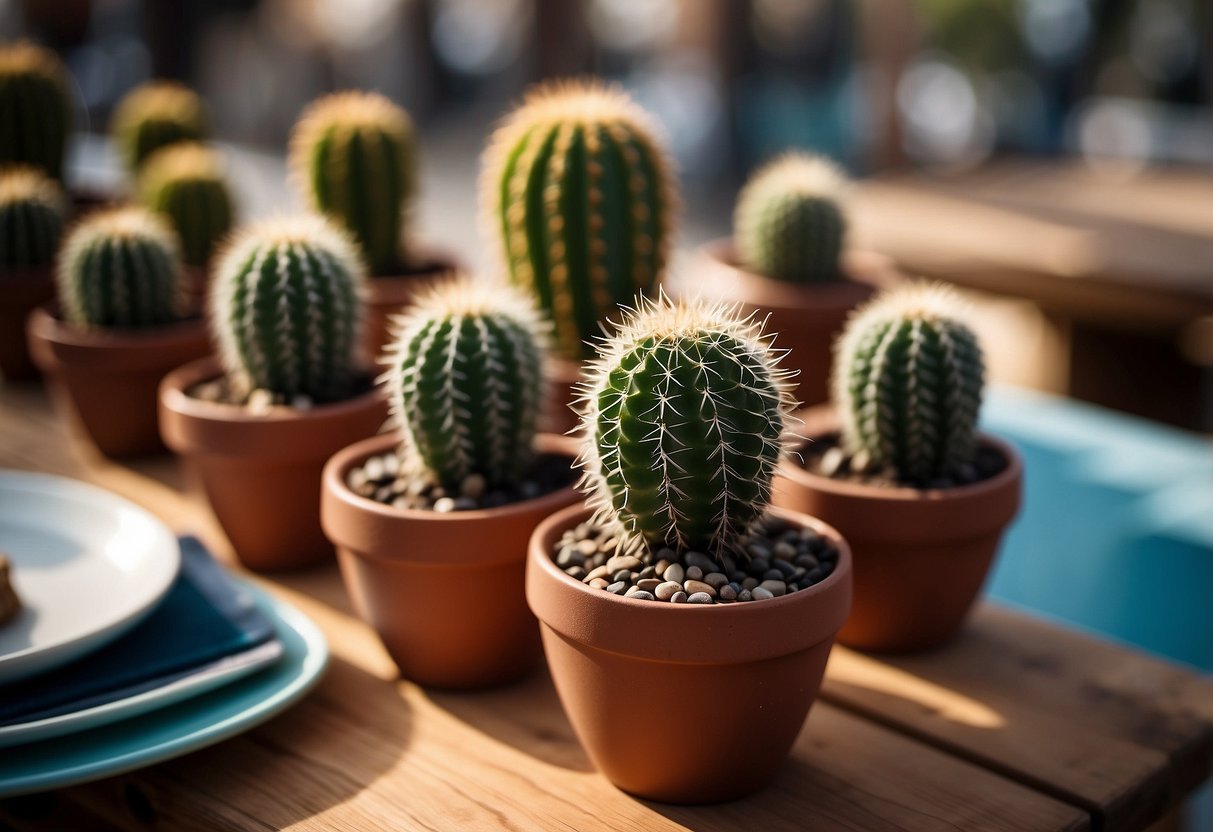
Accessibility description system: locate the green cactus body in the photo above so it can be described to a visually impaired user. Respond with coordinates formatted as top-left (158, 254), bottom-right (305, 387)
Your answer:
top-left (385, 279), bottom-right (546, 489)
top-left (139, 143), bottom-right (233, 267)
top-left (110, 81), bottom-right (207, 174)
top-left (834, 285), bottom-right (985, 485)
top-left (734, 153), bottom-right (848, 284)
top-left (211, 215), bottom-right (365, 401)
top-left (0, 42), bottom-right (72, 181)
top-left (483, 80), bottom-right (677, 360)
top-left (579, 296), bottom-right (795, 555)
top-left (56, 207), bottom-right (184, 328)
top-left (0, 166), bottom-right (66, 270)
top-left (289, 92), bottom-right (416, 276)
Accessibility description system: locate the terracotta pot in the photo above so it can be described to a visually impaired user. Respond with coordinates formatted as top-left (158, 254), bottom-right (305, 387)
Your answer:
top-left (322, 433), bottom-right (581, 689)
top-left (527, 504), bottom-right (852, 803)
top-left (362, 252), bottom-right (459, 361)
top-left (673, 240), bottom-right (901, 406)
top-left (0, 268), bottom-right (55, 380)
top-left (773, 426), bottom-right (1022, 653)
top-left (159, 357), bottom-right (388, 572)
top-left (542, 356), bottom-right (582, 436)
top-left (27, 306), bottom-right (211, 456)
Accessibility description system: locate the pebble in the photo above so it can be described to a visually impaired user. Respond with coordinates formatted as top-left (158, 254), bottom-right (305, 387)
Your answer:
top-left (655, 581), bottom-right (682, 600)
top-left (607, 555), bottom-right (643, 573)
top-left (685, 565), bottom-right (704, 582)
top-left (433, 497), bottom-right (456, 513)
top-left (703, 572), bottom-right (729, 589)
top-left (687, 592), bottom-right (714, 604)
top-left (758, 580), bottom-right (787, 597)
top-left (636, 578), bottom-right (662, 592)
top-left (606, 581), bottom-right (627, 595)
top-left (752, 587), bottom-right (775, 601)
top-left (663, 563), bottom-right (685, 584)
top-left (670, 591), bottom-right (688, 604)
top-left (684, 580), bottom-right (716, 597)
top-left (685, 552), bottom-right (720, 572)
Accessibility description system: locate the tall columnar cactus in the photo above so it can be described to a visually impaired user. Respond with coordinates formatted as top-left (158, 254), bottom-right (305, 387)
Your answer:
top-left (289, 91), bottom-right (416, 276)
top-left (0, 42), bottom-right (72, 181)
top-left (211, 215), bottom-right (365, 402)
top-left (833, 285), bottom-right (985, 485)
top-left (110, 81), bottom-right (207, 174)
top-left (734, 152), bottom-right (848, 284)
top-left (482, 80), bottom-right (678, 360)
top-left (385, 279), bottom-right (547, 489)
top-left (57, 206), bottom-right (184, 329)
top-left (578, 295), bottom-right (796, 555)
top-left (138, 142), bottom-right (234, 267)
top-left (0, 166), bottom-right (67, 270)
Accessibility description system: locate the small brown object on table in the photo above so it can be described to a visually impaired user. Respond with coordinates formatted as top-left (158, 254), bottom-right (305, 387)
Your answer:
top-left (0, 554), bottom-right (20, 625)
top-left (0, 381), bottom-right (1210, 832)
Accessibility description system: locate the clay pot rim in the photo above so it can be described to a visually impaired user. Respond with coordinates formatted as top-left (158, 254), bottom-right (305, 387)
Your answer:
top-left (160, 355), bottom-right (385, 427)
top-left (781, 431), bottom-right (1023, 505)
top-left (528, 503), bottom-right (853, 664)
top-left (701, 238), bottom-right (897, 294)
top-left (367, 245), bottom-right (461, 281)
top-left (29, 304), bottom-right (206, 349)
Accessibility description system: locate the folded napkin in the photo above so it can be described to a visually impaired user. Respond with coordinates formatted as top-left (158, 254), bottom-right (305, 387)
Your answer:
top-left (0, 536), bottom-right (281, 726)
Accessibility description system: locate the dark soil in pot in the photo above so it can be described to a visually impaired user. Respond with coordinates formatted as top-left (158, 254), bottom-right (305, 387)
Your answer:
top-left (322, 433), bottom-right (581, 689)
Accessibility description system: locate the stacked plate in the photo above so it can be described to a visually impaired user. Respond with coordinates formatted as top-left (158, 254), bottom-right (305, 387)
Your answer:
top-left (0, 471), bottom-right (328, 797)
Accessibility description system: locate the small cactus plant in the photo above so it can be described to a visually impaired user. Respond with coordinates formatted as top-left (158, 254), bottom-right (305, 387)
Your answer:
top-left (482, 79), bottom-right (678, 360)
top-left (0, 42), bottom-right (72, 181)
top-left (56, 206), bottom-right (185, 329)
top-left (138, 142), bottom-right (234, 267)
top-left (578, 294), bottom-right (796, 555)
top-left (211, 215), bottom-right (365, 402)
top-left (833, 284), bottom-right (985, 485)
top-left (110, 81), bottom-right (207, 174)
top-left (734, 152), bottom-right (848, 284)
top-left (0, 166), bottom-right (67, 270)
top-left (289, 91), bottom-right (416, 276)
top-left (384, 278), bottom-right (547, 490)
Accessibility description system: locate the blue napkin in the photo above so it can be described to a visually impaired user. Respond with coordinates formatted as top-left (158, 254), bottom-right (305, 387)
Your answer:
top-left (0, 536), bottom-right (281, 725)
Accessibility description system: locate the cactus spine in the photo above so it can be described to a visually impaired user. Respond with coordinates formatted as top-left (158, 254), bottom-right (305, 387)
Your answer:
top-left (578, 295), bottom-right (795, 555)
top-left (139, 142), bottom-right (234, 267)
top-left (56, 206), bottom-right (185, 329)
top-left (734, 153), bottom-right (848, 284)
top-left (0, 166), bottom-right (67, 270)
top-left (833, 285), bottom-right (985, 485)
top-left (110, 81), bottom-right (207, 174)
top-left (289, 91), bottom-right (416, 276)
top-left (0, 42), bottom-right (72, 180)
top-left (211, 215), bottom-right (365, 401)
top-left (385, 278), bottom-right (546, 489)
top-left (483, 80), bottom-right (678, 360)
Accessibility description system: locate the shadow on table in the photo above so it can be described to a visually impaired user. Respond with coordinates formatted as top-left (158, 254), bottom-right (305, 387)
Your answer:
top-left (424, 665), bottom-right (595, 773)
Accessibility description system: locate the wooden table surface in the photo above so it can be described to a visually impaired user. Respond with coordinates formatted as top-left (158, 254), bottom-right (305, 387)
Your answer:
top-left (0, 381), bottom-right (1210, 832)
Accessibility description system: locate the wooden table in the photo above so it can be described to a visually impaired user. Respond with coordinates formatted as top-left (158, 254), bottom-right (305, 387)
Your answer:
top-left (1, 381), bottom-right (1210, 832)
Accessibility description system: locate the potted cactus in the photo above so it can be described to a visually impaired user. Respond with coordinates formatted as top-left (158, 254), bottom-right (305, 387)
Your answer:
top-left (773, 284), bottom-right (1022, 652)
top-left (480, 79), bottom-right (678, 433)
top-left (0, 167), bottom-right (66, 379)
top-left (159, 215), bottom-right (387, 571)
top-left (138, 142), bottom-right (234, 296)
top-left (526, 295), bottom-right (852, 803)
top-left (26, 206), bottom-right (210, 455)
top-left (0, 42), bottom-right (70, 183)
top-left (289, 91), bottom-right (457, 359)
top-left (110, 80), bottom-right (207, 176)
top-left (321, 277), bottom-right (581, 688)
top-left (679, 152), bottom-right (897, 406)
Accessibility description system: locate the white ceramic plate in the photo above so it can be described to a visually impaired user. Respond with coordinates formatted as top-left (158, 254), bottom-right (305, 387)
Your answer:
top-left (0, 471), bottom-right (180, 685)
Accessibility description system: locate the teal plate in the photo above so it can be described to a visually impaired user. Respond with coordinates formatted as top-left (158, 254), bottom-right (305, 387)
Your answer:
top-left (0, 582), bottom-right (328, 797)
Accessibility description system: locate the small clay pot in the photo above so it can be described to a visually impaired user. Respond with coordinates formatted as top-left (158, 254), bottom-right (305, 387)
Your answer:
top-left (0, 268), bottom-right (56, 380)
top-left (27, 305), bottom-right (211, 456)
top-left (542, 356), bottom-right (582, 436)
top-left (674, 240), bottom-right (901, 406)
top-left (527, 504), bottom-right (852, 804)
top-left (363, 251), bottom-right (459, 361)
top-left (160, 357), bottom-right (388, 572)
top-left (773, 426), bottom-right (1022, 653)
top-left (322, 433), bottom-right (581, 688)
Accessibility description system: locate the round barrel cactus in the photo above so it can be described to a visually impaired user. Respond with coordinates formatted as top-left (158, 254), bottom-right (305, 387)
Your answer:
top-left (211, 215), bottom-right (365, 402)
top-left (833, 285), bottom-right (985, 485)
top-left (385, 278), bottom-right (547, 489)
top-left (138, 142), bottom-right (234, 267)
top-left (0, 42), bottom-right (72, 180)
top-left (289, 91), bottom-right (416, 276)
top-left (110, 81), bottom-right (207, 174)
top-left (578, 295), bottom-right (795, 555)
top-left (0, 166), bottom-right (67, 270)
top-left (734, 152), bottom-right (848, 284)
top-left (57, 206), bottom-right (185, 329)
top-left (482, 80), bottom-right (678, 360)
